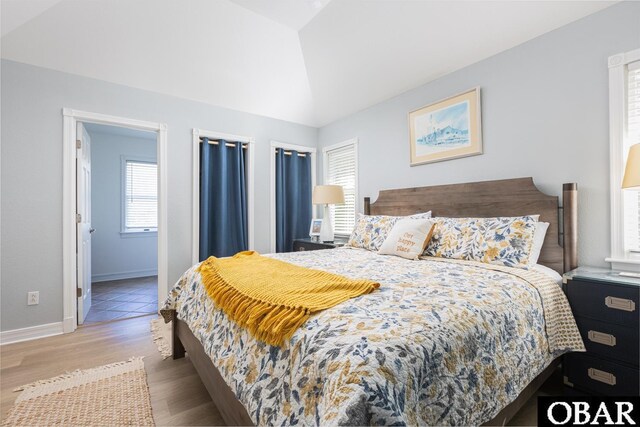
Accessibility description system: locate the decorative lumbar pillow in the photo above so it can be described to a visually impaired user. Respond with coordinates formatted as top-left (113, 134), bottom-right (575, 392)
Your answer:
top-left (424, 215), bottom-right (538, 269)
top-left (347, 212), bottom-right (432, 252)
top-left (378, 218), bottom-right (436, 260)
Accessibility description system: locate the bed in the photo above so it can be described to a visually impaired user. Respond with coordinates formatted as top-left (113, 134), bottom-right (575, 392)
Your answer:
top-left (163, 177), bottom-right (581, 426)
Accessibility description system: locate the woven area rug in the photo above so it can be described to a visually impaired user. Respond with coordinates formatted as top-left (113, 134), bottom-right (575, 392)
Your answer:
top-left (150, 317), bottom-right (172, 359)
top-left (3, 357), bottom-right (154, 427)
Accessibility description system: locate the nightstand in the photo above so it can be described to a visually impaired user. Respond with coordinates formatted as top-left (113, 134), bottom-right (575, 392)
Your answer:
top-left (562, 267), bottom-right (640, 396)
top-left (292, 237), bottom-right (348, 252)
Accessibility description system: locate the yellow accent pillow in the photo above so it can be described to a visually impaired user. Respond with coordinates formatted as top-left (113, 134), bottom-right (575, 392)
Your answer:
top-left (378, 218), bottom-right (436, 260)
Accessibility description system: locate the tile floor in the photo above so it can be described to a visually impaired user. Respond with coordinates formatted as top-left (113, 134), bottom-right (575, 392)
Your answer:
top-left (84, 276), bottom-right (158, 324)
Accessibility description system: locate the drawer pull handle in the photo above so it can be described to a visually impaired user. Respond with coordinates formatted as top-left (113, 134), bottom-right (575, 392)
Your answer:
top-left (588, 368), bottom-right (616, 386)
top-left (605, 296), bottom-right (636, 312)
top-left (588, 330), bottom-right (617, 346)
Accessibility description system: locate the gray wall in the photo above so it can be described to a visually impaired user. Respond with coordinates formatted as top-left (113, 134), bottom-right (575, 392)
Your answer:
top-left (1, 60), bottom-right (317, 331)
top-left (89, 130), bottom-right (158, 282)
top-left (318, 1), bottom-right (640, 269)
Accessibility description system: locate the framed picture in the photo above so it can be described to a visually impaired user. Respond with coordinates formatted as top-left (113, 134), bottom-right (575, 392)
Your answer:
top-left (409, 87), bottom-right (482, 166)
top-left (309, 218), bottom-right (323, 237)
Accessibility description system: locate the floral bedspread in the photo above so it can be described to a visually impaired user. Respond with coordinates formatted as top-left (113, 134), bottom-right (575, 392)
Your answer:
top-left (162, 247), bottom-right (583, 426)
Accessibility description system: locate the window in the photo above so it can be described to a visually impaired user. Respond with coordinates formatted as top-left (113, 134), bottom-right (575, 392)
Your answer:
top-left (625, 62), bottom-right (640, 252)
top-left (123, 159), bottom-right (157, 232)
top-left (608, 49), bottom-right (640, 269)
top-left (323, 139), bottom-right (358, 236)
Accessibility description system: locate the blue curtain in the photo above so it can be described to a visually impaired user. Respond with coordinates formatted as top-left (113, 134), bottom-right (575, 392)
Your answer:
top-left (199, 138), bottom-right (248, 260)
top-left (276, 148), bottom-right (312, 252)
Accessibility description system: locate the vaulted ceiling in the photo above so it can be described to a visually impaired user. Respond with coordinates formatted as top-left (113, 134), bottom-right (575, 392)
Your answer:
top-left (0, 0), bottom-right (615, 126)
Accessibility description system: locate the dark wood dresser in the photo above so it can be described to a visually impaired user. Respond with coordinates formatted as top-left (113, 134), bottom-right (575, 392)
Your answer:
top-left (562, 267), bottom-right (640, 396)
top-left (292, 237), bottom-right (348, 252)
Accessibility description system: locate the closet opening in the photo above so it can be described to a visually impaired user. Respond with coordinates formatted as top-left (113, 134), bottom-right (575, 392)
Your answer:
top-left (192, 129), bottom-right (255, 264)
top-left (269, 141), bottom-right (317, 253)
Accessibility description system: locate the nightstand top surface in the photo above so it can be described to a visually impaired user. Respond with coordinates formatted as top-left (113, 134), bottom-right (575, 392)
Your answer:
top-left (564, 266), bottom-right (640, 287)
top-left (294, 237), bottom-right (349, 246)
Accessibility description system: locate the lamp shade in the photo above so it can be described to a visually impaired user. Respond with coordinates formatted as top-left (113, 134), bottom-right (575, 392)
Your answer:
top-left (622, 143), bottom-right (640, 190)
top-left (312, 185), bottom-right (344, 205)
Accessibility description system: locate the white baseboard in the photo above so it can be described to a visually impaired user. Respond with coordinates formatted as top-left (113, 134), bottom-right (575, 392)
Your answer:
top-left (92, 269), bottom-right (158, 283)
top-left (1, 322), bottom-right (64, 345)
top-left (63, 316), bottom-right (76, 333)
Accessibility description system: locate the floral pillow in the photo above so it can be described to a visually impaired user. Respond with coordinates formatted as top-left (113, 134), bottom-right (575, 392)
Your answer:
top-left (347, 212), bottom-right (432, 252)
top-left (476, 216), bottom-right (538, 268)
top-left (423, 217), bottom-right (484, 260)
top-left (424, 216), bottom-right (538, 269)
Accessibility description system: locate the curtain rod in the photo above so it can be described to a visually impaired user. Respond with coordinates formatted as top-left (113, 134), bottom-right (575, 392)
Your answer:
top-left (199, 138), bottom-right (247, 149)
top-left (275, 150), bottom-right (307, 157)
top-left (274, 148), bottom-right (309, 157)
top-left (198, 137), bottom-right (307, 156)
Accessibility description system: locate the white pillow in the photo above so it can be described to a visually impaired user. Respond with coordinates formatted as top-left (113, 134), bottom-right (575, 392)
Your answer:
top-left (378, 218), bottom-right (436, 260)
top-left (528, 221), bottom-right (549, 267)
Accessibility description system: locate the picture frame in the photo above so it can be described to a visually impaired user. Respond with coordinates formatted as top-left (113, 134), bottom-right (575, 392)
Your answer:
top-left (409, 87), bottom-right (482, 166)
top-left (309, 218), bottom-right (323, 237)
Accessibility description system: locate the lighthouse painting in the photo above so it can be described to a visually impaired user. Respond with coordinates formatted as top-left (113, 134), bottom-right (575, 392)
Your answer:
top-left (409, 87), bottom-right (482, 166)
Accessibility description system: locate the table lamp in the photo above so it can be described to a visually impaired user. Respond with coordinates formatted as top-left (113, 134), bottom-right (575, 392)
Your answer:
top-left (312, 185), bottom-right (345, 242)
top-left (622, 143), bottom-right (639, 190)
top-left (620, 143), bottom-right (640, 278)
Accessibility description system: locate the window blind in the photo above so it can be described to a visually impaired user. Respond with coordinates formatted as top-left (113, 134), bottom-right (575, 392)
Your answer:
top-left (624, 61), bottom-right (640, 251)
top-left (125, 161), bottom-right (157, 230)
top-left (326, 144), bottom-right (357, 235)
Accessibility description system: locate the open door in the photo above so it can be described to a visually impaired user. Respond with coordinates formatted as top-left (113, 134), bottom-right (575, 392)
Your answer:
top-left (76, 122), bottom-right (93, 324)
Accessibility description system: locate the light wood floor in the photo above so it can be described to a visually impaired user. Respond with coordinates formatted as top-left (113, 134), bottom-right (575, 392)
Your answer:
top-left (1, 314), bottom-right (557, 426)
top-left (1, 314), bottom-right (223, 426)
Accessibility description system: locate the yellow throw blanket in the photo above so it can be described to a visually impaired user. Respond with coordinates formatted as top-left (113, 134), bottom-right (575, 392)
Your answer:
top-left (196, 251), bottom-right (380, 346)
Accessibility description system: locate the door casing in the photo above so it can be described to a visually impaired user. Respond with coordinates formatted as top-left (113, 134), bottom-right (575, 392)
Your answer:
top-left (62, 108), bottom-right (168, 333)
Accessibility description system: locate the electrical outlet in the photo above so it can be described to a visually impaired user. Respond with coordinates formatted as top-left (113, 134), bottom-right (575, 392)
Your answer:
top-left (27, 291), bottom-right (39, 306)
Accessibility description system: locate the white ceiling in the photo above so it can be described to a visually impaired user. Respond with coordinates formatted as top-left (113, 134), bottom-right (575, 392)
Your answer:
top-left (230, 0), bottom-right (332, 31)
top-left (298, 0), bottom-right (615, 125)
top-left (0, 0), bottom-right (316, 125)
top-left (0, 0), bottom-right (615, 127)
top-left (0, 0), bottom-right (63, 37)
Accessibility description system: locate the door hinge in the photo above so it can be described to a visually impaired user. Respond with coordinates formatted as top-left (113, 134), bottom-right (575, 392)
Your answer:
top-left (77, 287), bottom-right (82, 298)
top-left (76, 213), bottom-right (82, 223)
top-left (76, 139), bottom-right (81, 149)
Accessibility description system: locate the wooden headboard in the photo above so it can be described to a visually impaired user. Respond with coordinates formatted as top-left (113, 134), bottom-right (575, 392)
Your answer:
top-left (364, 177), bottom-right (577, 274)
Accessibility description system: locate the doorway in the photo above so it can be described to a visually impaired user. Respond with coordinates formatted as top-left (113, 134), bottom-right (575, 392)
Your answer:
top-left (62, 109), bottom-right (168, 333)
top-left (78, 123), bottom-right (159, 324)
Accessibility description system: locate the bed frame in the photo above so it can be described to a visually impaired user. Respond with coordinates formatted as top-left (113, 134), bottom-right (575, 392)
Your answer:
top-left (171, 177), bottom-right (578, 426)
